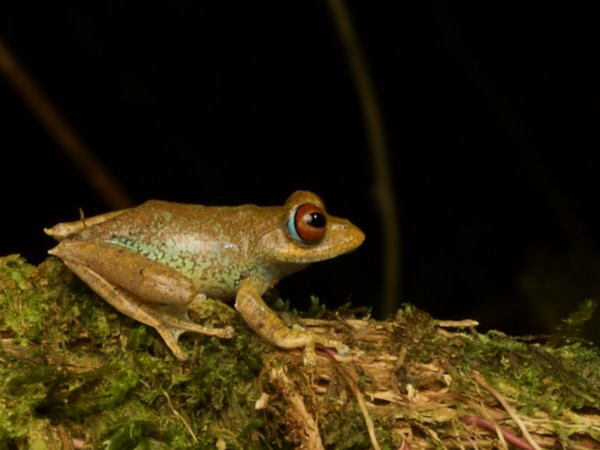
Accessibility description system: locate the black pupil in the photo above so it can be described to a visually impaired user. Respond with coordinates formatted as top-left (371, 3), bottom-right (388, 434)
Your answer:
top-left (304, 212), bottom-right (326, 228)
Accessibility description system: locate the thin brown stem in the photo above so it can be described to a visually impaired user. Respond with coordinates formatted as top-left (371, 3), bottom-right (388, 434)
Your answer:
top-left (0, 37), bottom-right (133, 209)
top-left (327, 0), bottom-right (401, 318)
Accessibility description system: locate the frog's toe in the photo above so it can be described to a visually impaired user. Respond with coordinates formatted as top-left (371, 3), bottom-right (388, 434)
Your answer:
top-left (211, 325), bottom-right (235, 339)
top-left (177, 321), bottom-right (235, 340)
top-left (334, 342), bottom-right (350, 355)
top-left (170, 346), bottom-right (190, 361)
top-left (153, 326), bottom-right (190, 361)
top-left (302, 337), bottom-right (348, 365)
top-left (315, 336), bottom-right (349, 356)
top-left (302, 343), bottom-right (317, 366)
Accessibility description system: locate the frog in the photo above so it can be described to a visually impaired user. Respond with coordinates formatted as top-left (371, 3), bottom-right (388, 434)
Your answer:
top-left (45, 191), bottom-right (365, 363)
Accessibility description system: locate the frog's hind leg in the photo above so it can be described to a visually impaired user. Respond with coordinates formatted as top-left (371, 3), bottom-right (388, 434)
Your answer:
top-left (59, 258), bottom-right (234, 361)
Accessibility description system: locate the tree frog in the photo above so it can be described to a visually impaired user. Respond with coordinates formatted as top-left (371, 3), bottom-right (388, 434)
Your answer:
top-left (45, 191), bottom-right (365, 363)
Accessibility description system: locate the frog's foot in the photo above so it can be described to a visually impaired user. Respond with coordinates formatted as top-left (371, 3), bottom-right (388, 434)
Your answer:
top-left (235, 279), bottom-right (349, 365)
top-left (291, 324), bottom-right (349, 365)
top-left (154, 307), bottom-right (235, 350)
top-left (114, 301), bottom-right (235, 360)
top-left (151, 315), bottom-right (235, 361)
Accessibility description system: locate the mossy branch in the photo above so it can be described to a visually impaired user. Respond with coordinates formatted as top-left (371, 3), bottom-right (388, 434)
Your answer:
top-left (1, 255), bottom-right (599, 449)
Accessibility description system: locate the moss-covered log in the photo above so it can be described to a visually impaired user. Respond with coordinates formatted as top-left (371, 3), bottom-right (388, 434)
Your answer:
top-left (1, 255), bottom-right (599, 449)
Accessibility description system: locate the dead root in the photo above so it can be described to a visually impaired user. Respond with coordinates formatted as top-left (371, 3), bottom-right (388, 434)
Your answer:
top-left (257, 308), bottom-right (600, 449)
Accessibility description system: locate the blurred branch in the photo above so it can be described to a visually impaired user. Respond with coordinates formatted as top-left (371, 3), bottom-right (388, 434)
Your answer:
top-left (0, 37), bottom-right (133, 209)
top-left (327, 1), bottom-right (401, 317)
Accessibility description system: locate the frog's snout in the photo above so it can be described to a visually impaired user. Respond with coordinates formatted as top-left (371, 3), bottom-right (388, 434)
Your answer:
top-left (353, 226), bottom-right (366, 249)
top-left (329, 219), bottom-right (365, 255)
top-left (345, 223), bottom-right (365, 252)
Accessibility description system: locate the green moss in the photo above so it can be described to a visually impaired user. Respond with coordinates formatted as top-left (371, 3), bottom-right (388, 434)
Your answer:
top-left (0, 256), bottom-right (268, 448)
top-left (450, 326), bottom-right (600, 417)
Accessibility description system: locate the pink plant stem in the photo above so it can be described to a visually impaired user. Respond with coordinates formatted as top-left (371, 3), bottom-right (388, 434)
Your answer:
top-left (460, 415), bottom-right (535, 450)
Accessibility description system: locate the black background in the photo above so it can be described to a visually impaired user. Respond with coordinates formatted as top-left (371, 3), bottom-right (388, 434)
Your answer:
top-left (1, 2), bottom-right (598, 341)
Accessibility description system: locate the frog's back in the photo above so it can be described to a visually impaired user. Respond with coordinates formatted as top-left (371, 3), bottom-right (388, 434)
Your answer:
top-left (75, 200), bottom-right (281, 298)
top-left (81, 200), bottom-right (250, 259)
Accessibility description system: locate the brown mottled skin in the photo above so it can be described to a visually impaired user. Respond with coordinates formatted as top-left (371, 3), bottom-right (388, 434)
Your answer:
top-left (45, 191), bottom-right (365, 363)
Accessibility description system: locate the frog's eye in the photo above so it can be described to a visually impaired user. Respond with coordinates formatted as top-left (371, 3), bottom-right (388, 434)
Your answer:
top-left (287, 203), bottom-right (327, 245)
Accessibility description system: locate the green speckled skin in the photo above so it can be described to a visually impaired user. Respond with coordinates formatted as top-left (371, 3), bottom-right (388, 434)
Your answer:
top-left (75, 201), bottom-right (296, 299)
top-left (45, 191), bottom-right (365, 362)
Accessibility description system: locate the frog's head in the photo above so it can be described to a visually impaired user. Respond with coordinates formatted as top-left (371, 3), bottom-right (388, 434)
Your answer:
top-left (256, 191), bottom-right (365, 265)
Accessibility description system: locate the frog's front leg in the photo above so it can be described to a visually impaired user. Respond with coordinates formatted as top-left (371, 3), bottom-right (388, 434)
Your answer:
top-left (49, 240), bottom-right (234, 360)
top-left (234, 279), bottom-right (349, 365)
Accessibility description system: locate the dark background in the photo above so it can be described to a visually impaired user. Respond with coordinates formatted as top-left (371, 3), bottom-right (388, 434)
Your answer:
top-left (1, 2), bottom-right (598, 342)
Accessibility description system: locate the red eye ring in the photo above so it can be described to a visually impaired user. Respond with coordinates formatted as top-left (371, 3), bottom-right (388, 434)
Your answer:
top-left (287, 203), bottom-right (327, 244)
